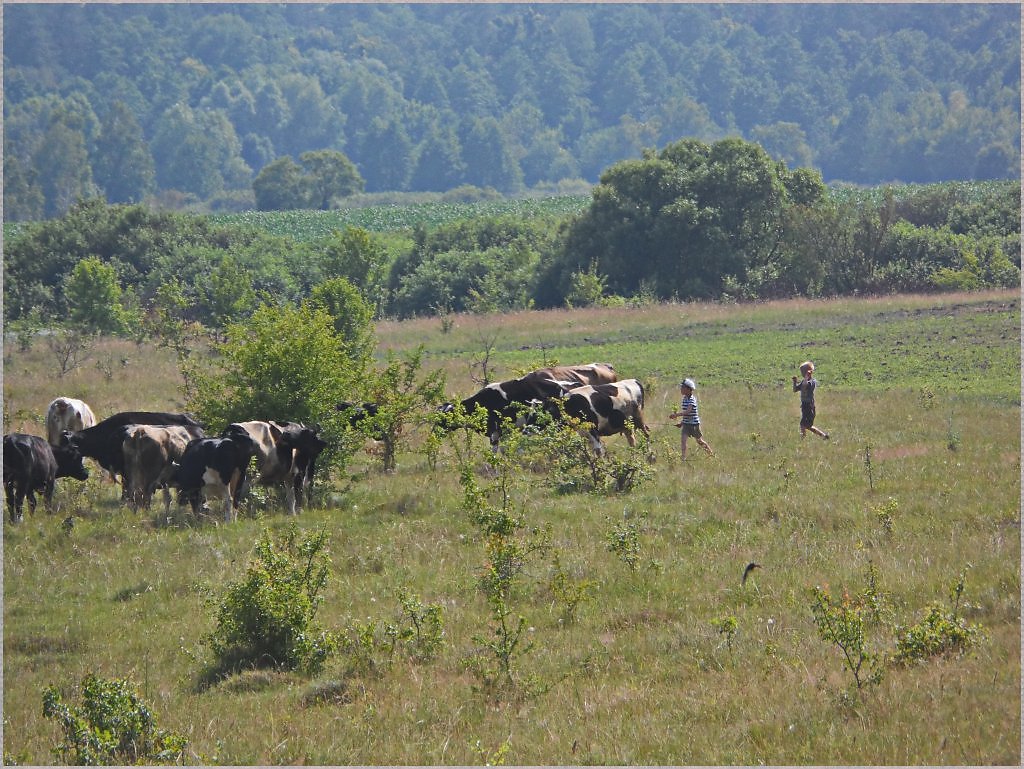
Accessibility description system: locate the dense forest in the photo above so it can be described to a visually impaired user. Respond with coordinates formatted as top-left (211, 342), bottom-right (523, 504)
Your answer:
top-left (3, 3), bottom-right (1020, 220)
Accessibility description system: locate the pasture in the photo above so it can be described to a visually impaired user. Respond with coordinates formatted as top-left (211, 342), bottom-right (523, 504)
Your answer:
top-left (2, 290), bottom-right (1020, 765)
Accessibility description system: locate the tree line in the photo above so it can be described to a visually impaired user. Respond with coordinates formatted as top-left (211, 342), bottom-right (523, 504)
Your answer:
top-left (3, 3), bottom-right (1019, 220)
top-left (4, 138), bottom-right (1019, 335)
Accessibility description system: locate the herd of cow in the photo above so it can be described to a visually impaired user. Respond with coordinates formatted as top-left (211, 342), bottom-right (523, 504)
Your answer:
top-left (3, 363), bottom-right (651, 525)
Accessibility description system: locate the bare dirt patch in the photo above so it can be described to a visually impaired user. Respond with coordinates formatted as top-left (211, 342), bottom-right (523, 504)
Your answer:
top-left (873, 444), bottom-right (931, 461)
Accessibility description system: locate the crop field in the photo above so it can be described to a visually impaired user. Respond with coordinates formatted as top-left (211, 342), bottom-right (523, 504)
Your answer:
top-left (2, 289), bottom-right (1020, 765)
top-left (210, 195), bottom-right (590, 240)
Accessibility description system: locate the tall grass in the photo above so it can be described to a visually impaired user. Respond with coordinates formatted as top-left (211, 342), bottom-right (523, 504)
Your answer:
top-left (2, 290), bottom-right (1019, 765)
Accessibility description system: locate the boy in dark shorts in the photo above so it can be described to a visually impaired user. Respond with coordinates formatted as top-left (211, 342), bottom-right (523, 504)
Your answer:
top-left (670, 378), bottom-right (714, 459)
top-left (792, 361), bottom-right (830, 440)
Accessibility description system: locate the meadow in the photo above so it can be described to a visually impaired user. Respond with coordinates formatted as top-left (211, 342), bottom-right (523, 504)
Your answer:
top-left (2, 289), bottom-right (1020, 765)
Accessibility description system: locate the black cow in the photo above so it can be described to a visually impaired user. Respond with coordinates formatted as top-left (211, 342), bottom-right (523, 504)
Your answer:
top-left (275, 421), bottom-right (329, 510)
top-left (61, 411), bottom-right (204, 486)
top-left (171, 434), bottom-right (259, 523)
top-left (3, 433), bottom-right (89, 523)
top-left (440, 376), bottom-right (570, 450)
top-left (554, 378), bottom-right (651, 456)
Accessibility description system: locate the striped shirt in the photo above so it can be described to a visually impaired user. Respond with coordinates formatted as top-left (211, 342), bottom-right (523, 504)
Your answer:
top-left (680, 394), bottom-right (700, 425)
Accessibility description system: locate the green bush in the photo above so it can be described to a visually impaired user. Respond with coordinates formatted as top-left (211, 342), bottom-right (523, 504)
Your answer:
top-left (42, 673), bottom-right (188, 765)
top-left (204, 525), bottom-right (337, 675)
top-left (893, 569), bottom-right (984, 665)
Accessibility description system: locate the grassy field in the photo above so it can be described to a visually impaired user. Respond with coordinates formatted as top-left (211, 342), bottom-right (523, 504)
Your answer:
top-left (2, 289), bottom-right (1020, 765)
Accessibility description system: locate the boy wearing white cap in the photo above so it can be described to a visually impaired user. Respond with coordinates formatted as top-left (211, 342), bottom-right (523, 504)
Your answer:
top-left (670, 378), bottom-right (714, 460)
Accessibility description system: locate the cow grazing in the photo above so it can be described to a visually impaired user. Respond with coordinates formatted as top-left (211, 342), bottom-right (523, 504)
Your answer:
top-left (171, 434), bottom-right (258, 523)
top-left (45, 397), bottom-right (97, 445)
top-left (222, 420), bottom-right (326, 514)
top-left (61, 411), bottom-right (204, 485)
top-left (3, 433), bottom-right (89, 523)
top-left (440, 375), bottom-right (570, 450)
top-left (555, 378), bottom-right (651, 456)
top-left (122, 425), bottom-right (197, 513)
top-left (523, 363), bottom-right (618, 388)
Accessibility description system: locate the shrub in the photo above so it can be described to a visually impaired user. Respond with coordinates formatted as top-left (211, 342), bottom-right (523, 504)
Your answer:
top-left (893, 569), bottom-right (984, 665)
top-left (42, 673), bottom-right (188, 765)
top-left (810, 585), bottom-right (884, 690)
top-left (204, 524), bottom-right (337, 676)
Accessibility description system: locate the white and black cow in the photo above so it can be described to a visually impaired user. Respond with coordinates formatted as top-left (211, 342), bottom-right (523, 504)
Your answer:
top-left (61, 411), bottom-right (204, 487)
top-left (122, 425), bottom-right (197, 513)
top-left (45, 397), bottom-right (97, 445)
top-left (440, 375), bottom-right (571, 450)
top-left (523, 363), bottom-right (618, 388)
top-left (170, 433), bottom-right (259, 523)
top-left (3, 433), bottom-right (89, 523)
top-left (221, 420), bottom-right (326, 515)
top-left (554, 378), bottom-right (651, 456)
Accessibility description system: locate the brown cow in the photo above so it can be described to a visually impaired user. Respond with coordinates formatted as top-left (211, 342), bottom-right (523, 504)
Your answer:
top-left (122, 425), bottom-right (196, 512)
top-left (523, 363), bottom-right (617, 388)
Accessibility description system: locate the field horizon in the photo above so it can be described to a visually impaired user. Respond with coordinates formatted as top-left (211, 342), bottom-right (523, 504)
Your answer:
top-left (3, 289), bottom-right (1020, 765)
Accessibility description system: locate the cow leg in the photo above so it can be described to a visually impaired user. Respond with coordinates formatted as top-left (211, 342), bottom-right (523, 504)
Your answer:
top-left (285, 484), bottom-right (297, 515)
top-left (587, 430), bottom-right (605, 456)
top-left (43, 478), bottom-right (56, 512)
top-left (6, 481), bottom-right (21, 523)
top-left (623, 426), bottom-right (636, 447)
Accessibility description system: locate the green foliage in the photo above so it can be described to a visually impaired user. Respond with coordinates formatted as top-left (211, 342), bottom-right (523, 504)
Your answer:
top-left (605, 516), bottom-right (643, 575)
top-left (42, 673), bottom-right (188, 765)
top-left (711, 615), bottom-right (739, 652)
top-left (360, 347), bottom-right (447, 471)
top-left (394, 587), bottom-right (446, 663)
top-left (548, 551), bottom-right (597, 624)
top-left (456, 422), bottom-right (551, 699)
top-left (252, 151), bottom-right (363, 211)
top-left (205, 525), bottom-right (337, 675)
top-left (64, 256), bottom-right (132, 334)
top-left (873, 497), bottom-right (898, 536)
top-left (810, 585), bottom-right (885, 690)
top-left (894, 569), bottom-right (984, 665)
top-left (187, 300), bottom-right (366, 438)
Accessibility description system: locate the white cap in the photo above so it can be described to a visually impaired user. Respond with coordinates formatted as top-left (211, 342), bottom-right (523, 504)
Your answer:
top-left (681, 378), bottom-right (696, 389)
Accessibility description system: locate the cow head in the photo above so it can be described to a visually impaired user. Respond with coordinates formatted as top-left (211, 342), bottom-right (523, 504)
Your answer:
top-left (52, 444), bottom-right (90, 481)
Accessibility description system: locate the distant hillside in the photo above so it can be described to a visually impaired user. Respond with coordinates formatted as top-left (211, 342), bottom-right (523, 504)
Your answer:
top-left (3, 3), bottom-right (1019, 220)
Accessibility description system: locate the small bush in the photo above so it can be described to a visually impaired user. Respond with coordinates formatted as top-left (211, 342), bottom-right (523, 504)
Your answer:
top-left (204, 524), bottom-right (337, 676)
top-left (42, 673), bottom-right (188, 765)
top-left (894, 569), bottom-right (984, 665)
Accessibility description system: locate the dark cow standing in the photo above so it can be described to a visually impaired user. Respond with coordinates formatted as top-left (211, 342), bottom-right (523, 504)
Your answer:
top-left (122, 425), bottom-right (197, 513)
top-left (171, 433), bottom-right (259, 523)
top-left (523, 363), bottom-right (618, 388)
top-left (222, 420), bottom-right (327, 515)
top-left (61, 411), bottom-right (204, 487)
top-left (555, 378), bottom-right (651, 455)
top-left (441, 376), bottom-right (570, 450)
top-left (3, 433), bottom-right (89, 523)
top-left (274, 421), bottom-right (329, 509)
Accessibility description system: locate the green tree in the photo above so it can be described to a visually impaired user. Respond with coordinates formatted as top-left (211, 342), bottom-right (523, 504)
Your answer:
top-left (299, 149), bottom-right (364, 209)
top-left (252, 156), bottom-right (310, 210)
top-left (307, 276), bottom-right (376, 363)
top-left (64, 256), bottom-right (130, 334)
top-left (198, 255), bottom-right (258, 334)
top-left (92, 101), bottom-right (156, 204)
top-left (320, 226), bottom-right (388, 291)
top-left (187, 300), bottom-right (368, 435)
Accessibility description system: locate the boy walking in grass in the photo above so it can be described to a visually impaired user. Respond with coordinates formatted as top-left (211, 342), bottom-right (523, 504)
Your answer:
top-left (792, 361), bottom-right (830, 440)
top-left (670, 378), bottom-right (714, 459)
